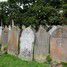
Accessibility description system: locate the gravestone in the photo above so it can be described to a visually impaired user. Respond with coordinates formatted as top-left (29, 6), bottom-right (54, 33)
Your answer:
top-left (19, 26), bottom-right (34, 61)
top-left (50, 26), bottom-right (67, 62)
top-left (1, 26), bottom-right (8, 52)
top-left (0, 26), bottom-right (2, 44)
top-left (0, 26), bottom-right (2, 50)
top-left (34, 26), bottom-right (50, 62)
top-left (8, 26), bottom-right (20, 56)
top-left (61, 26), bottom-right (67, 62)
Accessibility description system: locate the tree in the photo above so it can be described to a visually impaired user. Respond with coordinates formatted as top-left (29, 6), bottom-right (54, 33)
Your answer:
top-left (0, 2), bottom-right (9, 26)
top-left (22, 0), bottom-right (62, 30)
top-left (0, 0), bottom-right (65, 29)
top-left (50, 0), bottom-right (63, 8)
top-left (0, 0), bottom-right (36, 27)
top-left (62, 1), bottom-right (67, 24)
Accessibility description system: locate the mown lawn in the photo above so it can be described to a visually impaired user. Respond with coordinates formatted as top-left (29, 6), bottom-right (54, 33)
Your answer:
top-left (0, 54), bottom-right (50, 67)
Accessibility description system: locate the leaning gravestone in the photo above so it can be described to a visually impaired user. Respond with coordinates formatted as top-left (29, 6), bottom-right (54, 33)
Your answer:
top-left (1, 26), bottom-right (8, 52)
top-left (34, 26), bottom-right (50, 62)
top-left (19, 26), bottom-right (34, 61)
top-left (8, 26), bottom-right (20, 56)
top-left (50, 26), bottom-right (67, 62)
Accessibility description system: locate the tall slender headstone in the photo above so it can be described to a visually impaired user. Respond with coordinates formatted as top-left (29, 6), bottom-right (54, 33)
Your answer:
top-left (34, 26), bottom-right (50, 62)
top-left (0, 26), bottom-right (2, 50)
top-left (62, 26), bottom-right (67, 62)
top-left (1, 26), bottom-right (8, 51)
top-left (8, 26), bottom-right (20, 56)
top-left (50, 26), bottom-right (62, 62)
top-left (19, 26), bottom-right (34, 61)
top-left (0, 26), bottom-right (2, 44)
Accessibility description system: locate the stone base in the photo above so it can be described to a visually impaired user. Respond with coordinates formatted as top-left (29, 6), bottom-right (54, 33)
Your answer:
top-left (18, 54), bottom-right (33, 61)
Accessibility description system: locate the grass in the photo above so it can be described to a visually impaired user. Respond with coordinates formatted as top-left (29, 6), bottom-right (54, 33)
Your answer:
top-left (0, 54), bottom-right (67, 67)
top-left (62, 62), bottom-right (67, 67)
top-left (0, 54), bottom-right (50, 67)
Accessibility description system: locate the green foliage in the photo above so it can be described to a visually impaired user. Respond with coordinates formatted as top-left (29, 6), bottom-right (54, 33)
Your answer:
top-left (24, 0), bottom-right (62, 28)
top-left (62, 3), bottom-right (67, 24)
top-left (4, 45), bottom-right (8, 51)
top-left (46, 55), bottom-right (52, 64)
top-left (62, 62), bottom-right (67, 67)
top-left (63, 4), bottom-right (67, 9)
top-left (0, 0), bottom-right (66, 29)
top-left (50, 0), bottom-right (63, 8)
top-left (0, 2), bottom-right (9, 25)
top-left (0, 44), bottom-right (1, 51)
top-left (1, 45), bottom-right (8, 54)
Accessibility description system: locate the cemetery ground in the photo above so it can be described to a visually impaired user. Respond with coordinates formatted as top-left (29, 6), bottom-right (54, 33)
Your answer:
top-left (0, 54), bottom-right (50, 67)
top-left (0, 54), bottom-right (67, 67)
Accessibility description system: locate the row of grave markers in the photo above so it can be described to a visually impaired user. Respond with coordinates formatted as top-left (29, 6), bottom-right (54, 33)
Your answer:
top-left (0, 25), bottom-right (67, 63)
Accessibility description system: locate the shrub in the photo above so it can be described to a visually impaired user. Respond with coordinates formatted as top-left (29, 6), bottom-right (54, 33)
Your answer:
top-left (46, 55), bottom-right (52, 64)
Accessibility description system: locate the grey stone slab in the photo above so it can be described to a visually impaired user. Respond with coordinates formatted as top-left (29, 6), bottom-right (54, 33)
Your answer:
top-left (1, 26), bottom-right (8, 51)
top-left (8, 26), bottom-right (20, 56)
top-left (19, 26), bottom-right (34, 61)
top-left (34, 26), bottom-right (50, 62)
top-left (0, 26), bottom-right (2, 44)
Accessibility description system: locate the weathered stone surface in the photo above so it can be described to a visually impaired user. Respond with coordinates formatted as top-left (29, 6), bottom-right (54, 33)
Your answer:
top-left (0, 26), bottom-right (2, 44)
top-left (50, 26), bottom-right (67, 62)
top-left (1, 26), bottom-right (8, 51)
top-left (8, 26), bottom-right (20, 56)
top-left (34, 26), bottom-right (50, 62)
top-left (19, 26), bottom-right (34, 61)
top-left (51, 62), bottom-right (62, 67)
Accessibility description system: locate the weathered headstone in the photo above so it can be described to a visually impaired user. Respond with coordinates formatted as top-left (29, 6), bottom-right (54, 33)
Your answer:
top-left (34, 26), bottom-right (50, 62)
top-left (8, 26), bottom-right (20, 56)
top-left (0, 26), bottom-right (2, 51)
top-left (50, 26), bottom-right (67, 62)
top-left (0, 26), bottom-right (2, 44)
top-left (1, 26), bottom-right (8, 52)
top-left (19, 26), bottom-right (34, 61)
top-left (61, 26), bottom-right (67, 62)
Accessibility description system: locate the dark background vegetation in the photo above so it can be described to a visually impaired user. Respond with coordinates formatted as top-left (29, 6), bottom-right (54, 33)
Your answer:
top-left (0, 0), bottom-right (67, 29)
